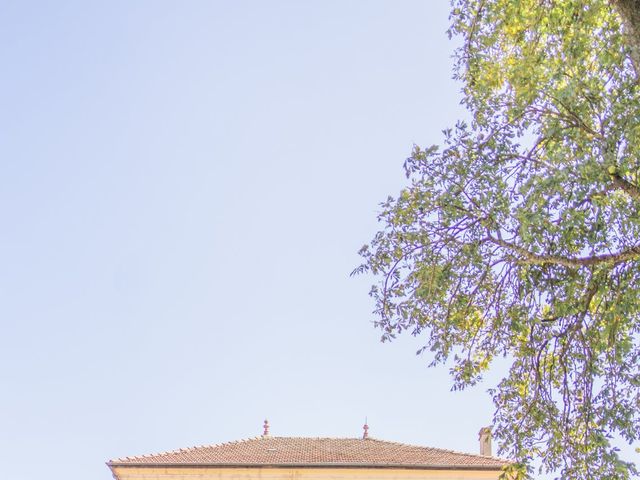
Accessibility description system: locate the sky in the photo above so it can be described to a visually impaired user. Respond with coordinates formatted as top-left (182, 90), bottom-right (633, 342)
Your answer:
top-left (1, 2), bottom-right (631, 480)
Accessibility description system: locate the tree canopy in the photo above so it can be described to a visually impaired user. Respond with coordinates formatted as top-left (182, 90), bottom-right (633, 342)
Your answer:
top-left (356, 1), bottom-right (640, 478)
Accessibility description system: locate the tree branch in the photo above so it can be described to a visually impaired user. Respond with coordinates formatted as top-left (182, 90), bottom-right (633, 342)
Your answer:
top-left (611, 172), bottom-right (640, 201)
top-left (486, 232), bottom-right (640, 268)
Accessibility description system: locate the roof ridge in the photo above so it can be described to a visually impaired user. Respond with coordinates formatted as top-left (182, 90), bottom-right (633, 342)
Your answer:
top-left (268, 436), bottom-right (367, 440)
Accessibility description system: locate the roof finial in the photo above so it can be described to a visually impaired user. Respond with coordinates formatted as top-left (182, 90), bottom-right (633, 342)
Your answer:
top-left (363, 418), bottom-right (369, 439)
top-left (262, 419), bottom-right (270, 437)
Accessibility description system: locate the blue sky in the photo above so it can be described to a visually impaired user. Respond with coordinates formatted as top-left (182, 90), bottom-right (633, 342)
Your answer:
top-left (0, 2), bottom-right (598, 479)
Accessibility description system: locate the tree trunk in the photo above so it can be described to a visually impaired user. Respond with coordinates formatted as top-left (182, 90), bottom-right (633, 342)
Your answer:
top-left (614, 0), bottom-right (640, 78)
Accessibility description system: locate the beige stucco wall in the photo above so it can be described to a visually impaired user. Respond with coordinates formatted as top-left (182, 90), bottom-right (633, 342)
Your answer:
top-left (109, 466), bottom-right (503, 480)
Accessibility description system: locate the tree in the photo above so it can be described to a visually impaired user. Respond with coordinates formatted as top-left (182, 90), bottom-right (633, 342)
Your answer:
top-left (355, 1), bottom-right (640, 478)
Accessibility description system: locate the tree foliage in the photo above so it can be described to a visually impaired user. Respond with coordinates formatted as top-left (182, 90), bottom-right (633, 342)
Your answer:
top-left (356, 1), bottom-right (640, 478)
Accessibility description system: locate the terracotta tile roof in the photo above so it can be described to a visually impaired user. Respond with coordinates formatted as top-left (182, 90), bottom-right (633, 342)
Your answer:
top-left (108, 436), bottom-right (507, 470)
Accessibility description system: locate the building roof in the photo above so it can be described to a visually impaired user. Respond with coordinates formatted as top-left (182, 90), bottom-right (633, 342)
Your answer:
top-left (108, 436), bottom-right (507, 470)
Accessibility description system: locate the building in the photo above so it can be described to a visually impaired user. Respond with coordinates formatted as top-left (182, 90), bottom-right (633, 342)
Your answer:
top-left (107, 421), bottom-right (508, 480)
